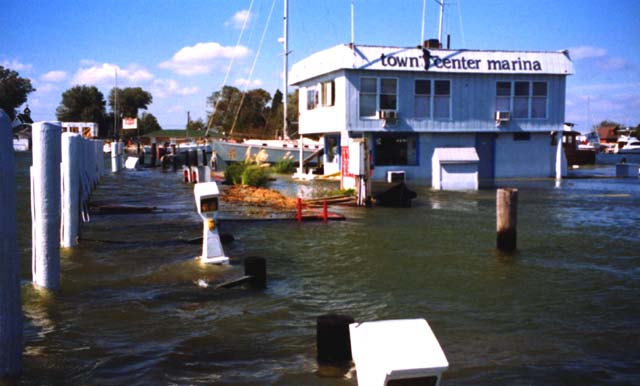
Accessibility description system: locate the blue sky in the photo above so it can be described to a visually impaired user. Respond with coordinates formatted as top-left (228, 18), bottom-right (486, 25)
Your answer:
top-left (2, 0), bottom-right (639, 133)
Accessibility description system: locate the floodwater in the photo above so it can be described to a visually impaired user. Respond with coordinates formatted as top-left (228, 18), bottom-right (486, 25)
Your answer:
top-left (8, 152), bottom-right (640, 386)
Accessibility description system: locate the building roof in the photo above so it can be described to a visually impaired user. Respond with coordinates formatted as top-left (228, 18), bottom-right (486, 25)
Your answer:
top-left (432, 147), bottom-right (480, 163)
top-left (290, 44), bottom-right (574, 85)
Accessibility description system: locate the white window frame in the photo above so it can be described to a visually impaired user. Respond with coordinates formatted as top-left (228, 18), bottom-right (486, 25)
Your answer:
top-left (496, 80), bottom-right (548, 119)
top-left (321, 80), bottom-right (335, 107)
top-left (359, 77), bottom-right (398, 119)
top-left (413, 78), bottom-right (451, 120)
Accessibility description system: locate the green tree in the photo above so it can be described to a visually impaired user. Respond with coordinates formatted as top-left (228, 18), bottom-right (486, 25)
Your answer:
top-left (56, 85), bottom-right (107, 124)
top-left (206, 86), bottom-right (272, 138)
top-left (108, 87), bottom-right (153, 118)
top-left (138, 112), bottom-right (162, 135)
top-left (0, 65), bottom-right (35, 120)
top-left (286, 89), bottom-right (299, 137)
top-left (266, 89), bottom-right (284, 138)
top-left (187, 118), bottom-right (206, 131)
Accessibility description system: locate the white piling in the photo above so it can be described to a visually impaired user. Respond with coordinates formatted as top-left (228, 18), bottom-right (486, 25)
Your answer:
top-left (111, 141), bottom-right (119, 172)
top-left (555, 130), bottom-right (563, 186)
top-left (0, 110), bottom-right (23, 377)
top-left (60, 132), bottom-right (81, 247)
top-left (31, 122), bottom-right (62, 291)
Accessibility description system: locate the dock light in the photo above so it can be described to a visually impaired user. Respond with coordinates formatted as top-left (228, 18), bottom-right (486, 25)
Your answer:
top-left (193, 182), bottom-right (228, 264)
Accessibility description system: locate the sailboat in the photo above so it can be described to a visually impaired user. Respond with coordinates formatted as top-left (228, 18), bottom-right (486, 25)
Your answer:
top-left (206, 0), bottom-right (323, 169)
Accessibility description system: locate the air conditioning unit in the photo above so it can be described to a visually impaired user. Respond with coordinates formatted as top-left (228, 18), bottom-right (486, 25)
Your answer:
top-left (379, 110), bottom-right (398, 120)
top-left (495, 111), bottom-right (511, 122)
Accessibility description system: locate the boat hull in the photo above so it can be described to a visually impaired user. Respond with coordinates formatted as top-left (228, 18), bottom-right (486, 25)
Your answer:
top-left (211, 141), bottom-right (319, 165)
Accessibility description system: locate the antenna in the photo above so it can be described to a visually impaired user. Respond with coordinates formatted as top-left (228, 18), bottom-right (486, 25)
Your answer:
top-left (351, 0), bottom-right (355, 46)
top-left (421, 0), bottom-right (426, 44)
top-left (437, 0), bottom-right (445, 43)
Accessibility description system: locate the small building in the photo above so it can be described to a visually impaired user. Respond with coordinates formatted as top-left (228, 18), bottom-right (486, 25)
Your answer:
top-left (290, 42), bottom-right (573, 188)
top-left (432, 147), bottom-right (479, 190)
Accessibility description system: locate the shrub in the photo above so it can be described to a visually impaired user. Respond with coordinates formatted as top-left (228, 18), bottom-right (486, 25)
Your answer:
top-left (272, 158), bottom-right (296, 174)
top-left (241, 165), bottom-right (270, 187)
top-left (224, 163), bottom-right (245, 185)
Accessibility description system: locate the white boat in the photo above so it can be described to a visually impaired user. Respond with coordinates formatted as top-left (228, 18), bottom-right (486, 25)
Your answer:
top-left (618, 137), bottom-right (640, 154)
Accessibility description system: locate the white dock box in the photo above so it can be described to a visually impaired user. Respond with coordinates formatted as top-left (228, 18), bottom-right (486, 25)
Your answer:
top-left (349, 319), bottom-right (449, 386)
top-left (432, 147), bottom-right (479, 191)
top-left (386, 171), bottom-right (406, 183)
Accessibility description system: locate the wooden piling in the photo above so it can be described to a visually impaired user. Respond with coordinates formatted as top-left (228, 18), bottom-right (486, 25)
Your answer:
top-left (316, 314), bottom-right (354, 365)
top-left (244, 257), bottom-right (267, 289)
top-left (0, 111), bottom-right (23, 377)
top-left (496, 188), bottom-right (518, 252)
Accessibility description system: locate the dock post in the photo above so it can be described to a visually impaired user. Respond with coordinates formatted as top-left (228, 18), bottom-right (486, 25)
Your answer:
top-left (322, 200), bottom-right (328, 223)
top-left (496, 188), bottom-right (518, 253)
top-left (150, 142), bottom-right (157, 167)
top-left (110, 141), bottom-right (119, 172)
top-left (31, 122), bottom-right (62, 291)
top-left (0, 111), bottom-right (23, 377)
top-left (316, 314), bottom-right (354, 365)
top-left (244, 257), bottom-right (267, 289)
top-left (296, 198), bottom-right (302, 222)
top-left (61, 132), bottom-right (81, 247)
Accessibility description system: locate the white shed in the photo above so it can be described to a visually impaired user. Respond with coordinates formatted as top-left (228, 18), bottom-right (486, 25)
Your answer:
top-left (432, 147), bottom-right (480, 190)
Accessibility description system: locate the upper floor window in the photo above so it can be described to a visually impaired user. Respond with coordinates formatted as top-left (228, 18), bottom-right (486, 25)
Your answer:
top-left (414, 79), bottom-right (451, 119)
top-left (359, 77), bottom-right (397, 118)
top-left (496, 81), bottom-right (547, 119)
top-left (307, 86), bottom-right (318, 110)
top-left (321, 80), bottom-right (335, 107)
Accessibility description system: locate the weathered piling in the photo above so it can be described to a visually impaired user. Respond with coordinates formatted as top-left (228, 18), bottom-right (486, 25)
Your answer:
top-left (0, 111), bottom-right (23, 377)
top-left (150, 142), bottom-right (157, 167)
top-left (31, 122), bottom-right (62, 291)
top-left (316, 314), bottom-right (355, 365)
top-left (496, 188), bottom-right (518, 253)
top-left (61, 132), bottom-right (81, 247)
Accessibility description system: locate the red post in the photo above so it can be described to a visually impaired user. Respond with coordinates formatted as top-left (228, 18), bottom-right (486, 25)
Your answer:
top-left (296, 198), bottom-right (302, 223)
top-left (322, 200), bottom-right (328, 223)
top-left (183, 168), bottom-right (189, 183)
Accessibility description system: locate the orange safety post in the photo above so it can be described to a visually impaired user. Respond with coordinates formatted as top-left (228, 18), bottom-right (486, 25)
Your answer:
top-left (296, 198), bottom-right (302, 223)
top-left (322, 200), bottom-right (328, 223)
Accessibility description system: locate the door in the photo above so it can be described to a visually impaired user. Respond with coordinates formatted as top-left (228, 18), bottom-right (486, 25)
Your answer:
top-left (475, 133), bottom-right (495, 188)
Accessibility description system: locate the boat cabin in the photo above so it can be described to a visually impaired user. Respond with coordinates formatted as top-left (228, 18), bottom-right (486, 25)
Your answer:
top-left (290, 42), bottom-right (574, 188)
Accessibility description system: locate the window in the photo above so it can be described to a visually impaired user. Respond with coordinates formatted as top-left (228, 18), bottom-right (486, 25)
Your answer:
top-left (321, 80), bottom-right (335, 107)
top-left (325, 135), bottom-right (339, 163)
top-left (434, 80), bottom-right (451, 118)
top-left (513, 132), bottom-right (531, 141)
top-left (373, 133), bottom-right (418, 166)
top-left (496, 80), bottom-right (547, 119)
top-left (306, 86), bottom-right (318, 110)
top-left (359, 77), bottom-right (397, 118)
top-left (414, 79), bottom-right (450, 119)
top-left (496, 81), bottom-right (511, 112)
top-left (414, 80), bottom-right (431, 118)
top-left (380, 78), bottom-right (397, 110)
top-left (531, 82), bottom-right (547, 118)
top-left (359, 78), bottom-right (377, 117)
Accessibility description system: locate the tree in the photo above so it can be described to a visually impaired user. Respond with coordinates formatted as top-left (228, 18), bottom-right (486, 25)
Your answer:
top-left (0, 65), bottom-right (35, 120)
top-left (108, 87), bottom-right (153, 118)
top-left (137, 112), bottom-right (162, 136)
top-left (265, 89), bottom-right (284, 138)
top-left (56, 85), bottom-right (107, 124)
top-left (187, 118), bottom-right (206, 131)
top-left (286, 89), bottom-right (299, 137)
top-left (206, 86), bottom-right (272, 138)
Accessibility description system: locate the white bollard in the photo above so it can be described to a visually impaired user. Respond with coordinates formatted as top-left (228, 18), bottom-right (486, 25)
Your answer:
top-left (0, 110), bottom-right (23, 376)
top-left (31, 122), bottom-right (62, 291)
top-left (61, 132), bottom-right (81, 247)
top-left (111, 141), bottom-right (119, 173)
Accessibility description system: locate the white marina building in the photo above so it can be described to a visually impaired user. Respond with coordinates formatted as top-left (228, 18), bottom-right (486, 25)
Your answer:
top-left (290, 42), bottom-right (574, 189)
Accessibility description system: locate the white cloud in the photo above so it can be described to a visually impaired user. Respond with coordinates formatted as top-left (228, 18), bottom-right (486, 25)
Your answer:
top-left (151, 79), bottom-right (199, 98)
top-left (41, 70), bottom-right (68, 82)
top-left (159, 42), bottom-right (251, 76)
top-left (597, 57), bottom-right (629, 71)
top-left (226, 9), bottom-right (252, 29)
top-left (1, 59), bottom-right (32, 72)
top-left (234, 77), bottom-right (263, 88)
top-left (568, 46), bottom-right (607, 61)
top-left (71, 63), bottom-right (153, 86)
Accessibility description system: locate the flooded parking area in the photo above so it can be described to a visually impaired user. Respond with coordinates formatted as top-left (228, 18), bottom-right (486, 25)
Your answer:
top-left (11, 152), bottom-right (640, 386)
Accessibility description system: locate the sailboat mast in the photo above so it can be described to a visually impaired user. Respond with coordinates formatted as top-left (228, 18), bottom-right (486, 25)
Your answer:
top-left (282, 0), bottom-right (289, 140)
